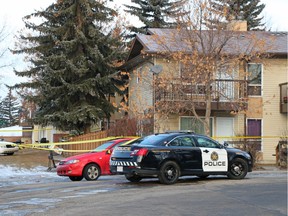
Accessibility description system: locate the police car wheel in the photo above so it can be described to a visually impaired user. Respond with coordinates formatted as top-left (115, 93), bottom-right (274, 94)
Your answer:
top-left (83, 163), bottom-right (101, 181)
top-left (158, 161), bottom-right (180, 184)
top-left (227, 158), bottom-right (248, 179)
top-left (69, 176), bottom-right (83, 181)
top-left (125, 174), bottom-right (142, 182)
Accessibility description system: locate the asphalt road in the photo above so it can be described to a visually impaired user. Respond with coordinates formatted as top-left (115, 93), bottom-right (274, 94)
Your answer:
top-left (0, 172), bottom-right (287, 216)
top-left (0, 149), bottom-right (287, 216)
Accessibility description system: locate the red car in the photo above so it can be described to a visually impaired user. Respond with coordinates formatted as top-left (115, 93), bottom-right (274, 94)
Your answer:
top-left (57, 138), bottom-right (131, 181)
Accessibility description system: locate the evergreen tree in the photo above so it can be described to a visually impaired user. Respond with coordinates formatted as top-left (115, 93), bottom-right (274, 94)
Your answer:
top-left (0, 87), bottom-right (20, 127)
top-left (207, 0), bottom-right (265, 30)
top-left (125, 0), bottom-right (188, 36)
top-left (0, 97), bottom-right (6, 128)
top-left (12, 0), bottom-right (125, 133)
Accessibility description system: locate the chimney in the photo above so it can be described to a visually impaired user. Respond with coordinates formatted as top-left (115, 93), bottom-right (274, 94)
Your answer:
top-left (227, 20), bottom-right (248, 31)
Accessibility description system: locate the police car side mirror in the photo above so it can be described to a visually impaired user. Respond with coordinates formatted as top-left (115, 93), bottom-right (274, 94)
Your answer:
top-left (223, 142), bottom-right (229, 147)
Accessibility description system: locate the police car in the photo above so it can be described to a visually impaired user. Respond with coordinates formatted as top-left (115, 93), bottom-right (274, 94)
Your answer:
top-left (110, 131), bottom-right (253, 184)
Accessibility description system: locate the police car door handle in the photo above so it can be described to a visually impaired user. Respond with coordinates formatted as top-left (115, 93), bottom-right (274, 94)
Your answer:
top-left (203, 149), bottom-right (209, 153)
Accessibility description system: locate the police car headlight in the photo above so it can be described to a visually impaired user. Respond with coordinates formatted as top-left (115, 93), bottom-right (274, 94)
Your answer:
top-left (242, 152), bottom-right (251, 159)
top-left (244, 152), bottom-right (251, 159)
top-left (65, 159), bottom-right (80, 164)
top-left (236, 152), bottom-right (251, 159)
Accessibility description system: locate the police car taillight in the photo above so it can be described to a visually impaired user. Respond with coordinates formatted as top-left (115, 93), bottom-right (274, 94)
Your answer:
top-left (130, 148), bottom-right (148, 156)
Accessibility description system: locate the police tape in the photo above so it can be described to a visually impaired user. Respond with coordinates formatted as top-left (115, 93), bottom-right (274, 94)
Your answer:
top-left (19, 136), bottom-right (126, 147)
top-left (0, 128), bottom-right (52, 132)
top-left (16, 136), bottom-right (140, 153)
top-left (9, 135), bottom-right (288, 153)
top-left (212, 136), bottom-right (288, 139)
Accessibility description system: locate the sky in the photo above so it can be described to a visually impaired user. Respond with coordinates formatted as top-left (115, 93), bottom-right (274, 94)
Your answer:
top-left (0, 0), bottom-right (287, 97)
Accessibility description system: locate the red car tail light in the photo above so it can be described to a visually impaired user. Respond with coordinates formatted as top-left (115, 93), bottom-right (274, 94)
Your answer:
top-left (130, 148), bottom-right (148, 156)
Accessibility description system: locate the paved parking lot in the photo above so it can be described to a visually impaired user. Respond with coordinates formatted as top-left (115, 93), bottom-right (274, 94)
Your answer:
top-left (1, 148), bottom-right (285, 171)
top-left (0, 149), bottom-right (287, 216)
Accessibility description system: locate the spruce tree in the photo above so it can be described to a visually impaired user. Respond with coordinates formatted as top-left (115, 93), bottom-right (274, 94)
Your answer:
top-left (0, 97), bottom-right (6, 128)
top-left (0, 88), bottom-right (20, 127)
top-left (125, 0), bottom-right (188, 36)
top-left (12, 0), bottom-right (125, 133)
top-left (207, 0), bottom-right (266, 30)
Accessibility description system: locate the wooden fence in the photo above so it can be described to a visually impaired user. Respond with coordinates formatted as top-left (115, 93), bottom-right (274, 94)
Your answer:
top-left (57, 117), bottom-right (140, 157)
top-left (59, 130), bottom-right (108, 157)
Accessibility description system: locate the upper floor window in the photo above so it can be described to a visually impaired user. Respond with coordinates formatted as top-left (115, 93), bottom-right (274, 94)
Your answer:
top-left (248, 63), bottom-right (262, 96)
top-left (279, 82), bottom-right (288, 113)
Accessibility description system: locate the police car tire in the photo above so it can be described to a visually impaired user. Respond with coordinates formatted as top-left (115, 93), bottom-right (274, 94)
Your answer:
top-left (125, 174), bottom-right (142, 182)
top-left (83, 163), bottom-right (101, 181)
top-left (227, 158), bottom-right (248, 179)
top-left (69, 176), bottom-right (83, 181)
top-left (158, 161), bottom-right (180, 184)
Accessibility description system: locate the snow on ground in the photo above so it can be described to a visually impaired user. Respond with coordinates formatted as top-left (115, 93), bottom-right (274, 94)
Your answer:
top-left (0, 165), bottom-right (64, 187)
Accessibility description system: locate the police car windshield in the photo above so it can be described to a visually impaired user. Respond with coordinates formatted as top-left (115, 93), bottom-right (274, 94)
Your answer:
top-left (131, 134), bottom-right (171, 146)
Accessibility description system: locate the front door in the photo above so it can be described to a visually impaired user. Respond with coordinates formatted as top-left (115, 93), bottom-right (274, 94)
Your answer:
top-left (216, 117), bottom-right (234, 144)
top-left (168, 136), bottom-right (202, 170)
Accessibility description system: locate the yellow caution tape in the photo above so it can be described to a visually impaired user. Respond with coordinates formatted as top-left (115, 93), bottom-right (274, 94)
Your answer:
top-left (9, 135), bottom-right (287, 153)
top-left (18, 136), bottom-right (124, 147)
top-left (0, 128), bottom-right (52, 132)
top-left (22, 146), bottom-right (90, 153)
top-left (16, 136), bottom-right (140, 153)
top-left (212, 136), bottom-right (288, 139)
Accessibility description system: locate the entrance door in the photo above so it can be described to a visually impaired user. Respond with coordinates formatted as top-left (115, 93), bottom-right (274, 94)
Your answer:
top-left (216, 117), bottom-right (234, 144)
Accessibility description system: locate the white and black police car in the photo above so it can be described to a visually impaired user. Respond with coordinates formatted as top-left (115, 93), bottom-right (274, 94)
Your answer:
top-left (110, 131), bottom-right (253, 184)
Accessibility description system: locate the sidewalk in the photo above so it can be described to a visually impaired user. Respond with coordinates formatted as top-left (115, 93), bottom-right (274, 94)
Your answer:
top-left (253, 164), bottom-right (287, 173)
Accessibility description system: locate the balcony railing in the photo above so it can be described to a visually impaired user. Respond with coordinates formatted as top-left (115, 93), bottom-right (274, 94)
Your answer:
top-left (155, 79), bottom-right (248, 111)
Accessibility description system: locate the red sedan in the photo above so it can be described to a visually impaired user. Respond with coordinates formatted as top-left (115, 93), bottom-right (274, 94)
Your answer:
top-left (57, 138), bottom-right (132, 181)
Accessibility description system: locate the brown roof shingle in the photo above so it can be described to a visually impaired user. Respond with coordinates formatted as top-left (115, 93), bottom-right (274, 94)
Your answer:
top-left (136, 28), bottom-right (288, 56)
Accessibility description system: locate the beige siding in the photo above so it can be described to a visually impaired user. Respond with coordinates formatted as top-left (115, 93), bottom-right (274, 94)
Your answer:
top-left (155, 114), bottom-right (179, 133)
top-left (155, 58), bottom-right (179, 78)
top-left (246, 98), bottom-right (263, 118)
top-left (129, 63), bottom-right (154, 115)
top-left (261, 59), bottom-right (288, 163)
top-left (233, 113), bottom-right (245, 135)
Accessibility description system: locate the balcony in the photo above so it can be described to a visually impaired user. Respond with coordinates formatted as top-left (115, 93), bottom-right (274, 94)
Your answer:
top-left (279, 82), bottom-right (287, 114)
top-left (155, 79), bottom-right (248, 112)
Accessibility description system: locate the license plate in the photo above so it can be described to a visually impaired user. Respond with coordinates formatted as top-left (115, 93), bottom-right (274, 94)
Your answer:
top-left (115, 146), bottom-right (131, 151)
top-left (117, 166), bottom-right (123, 172)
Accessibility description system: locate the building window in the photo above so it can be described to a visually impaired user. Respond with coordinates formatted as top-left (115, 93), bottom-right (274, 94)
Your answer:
top-left (279, 82), bottom-right (288, 113)
top-left (248, 63), bottom-right (262, 96)
top-left (180, 117), bottom-right (213, 136)
top-left (136, 67), bottom-right (142, 84)
top-left (247, 119), bottom-right (262, 151)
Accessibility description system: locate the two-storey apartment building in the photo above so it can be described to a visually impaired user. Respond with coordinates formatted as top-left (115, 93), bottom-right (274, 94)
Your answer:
top-left (119, 26), bottom-right (287, 164)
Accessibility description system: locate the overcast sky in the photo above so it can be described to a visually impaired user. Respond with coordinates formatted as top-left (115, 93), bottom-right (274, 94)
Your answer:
top-left (0, 0), bottom-right (287, 97)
